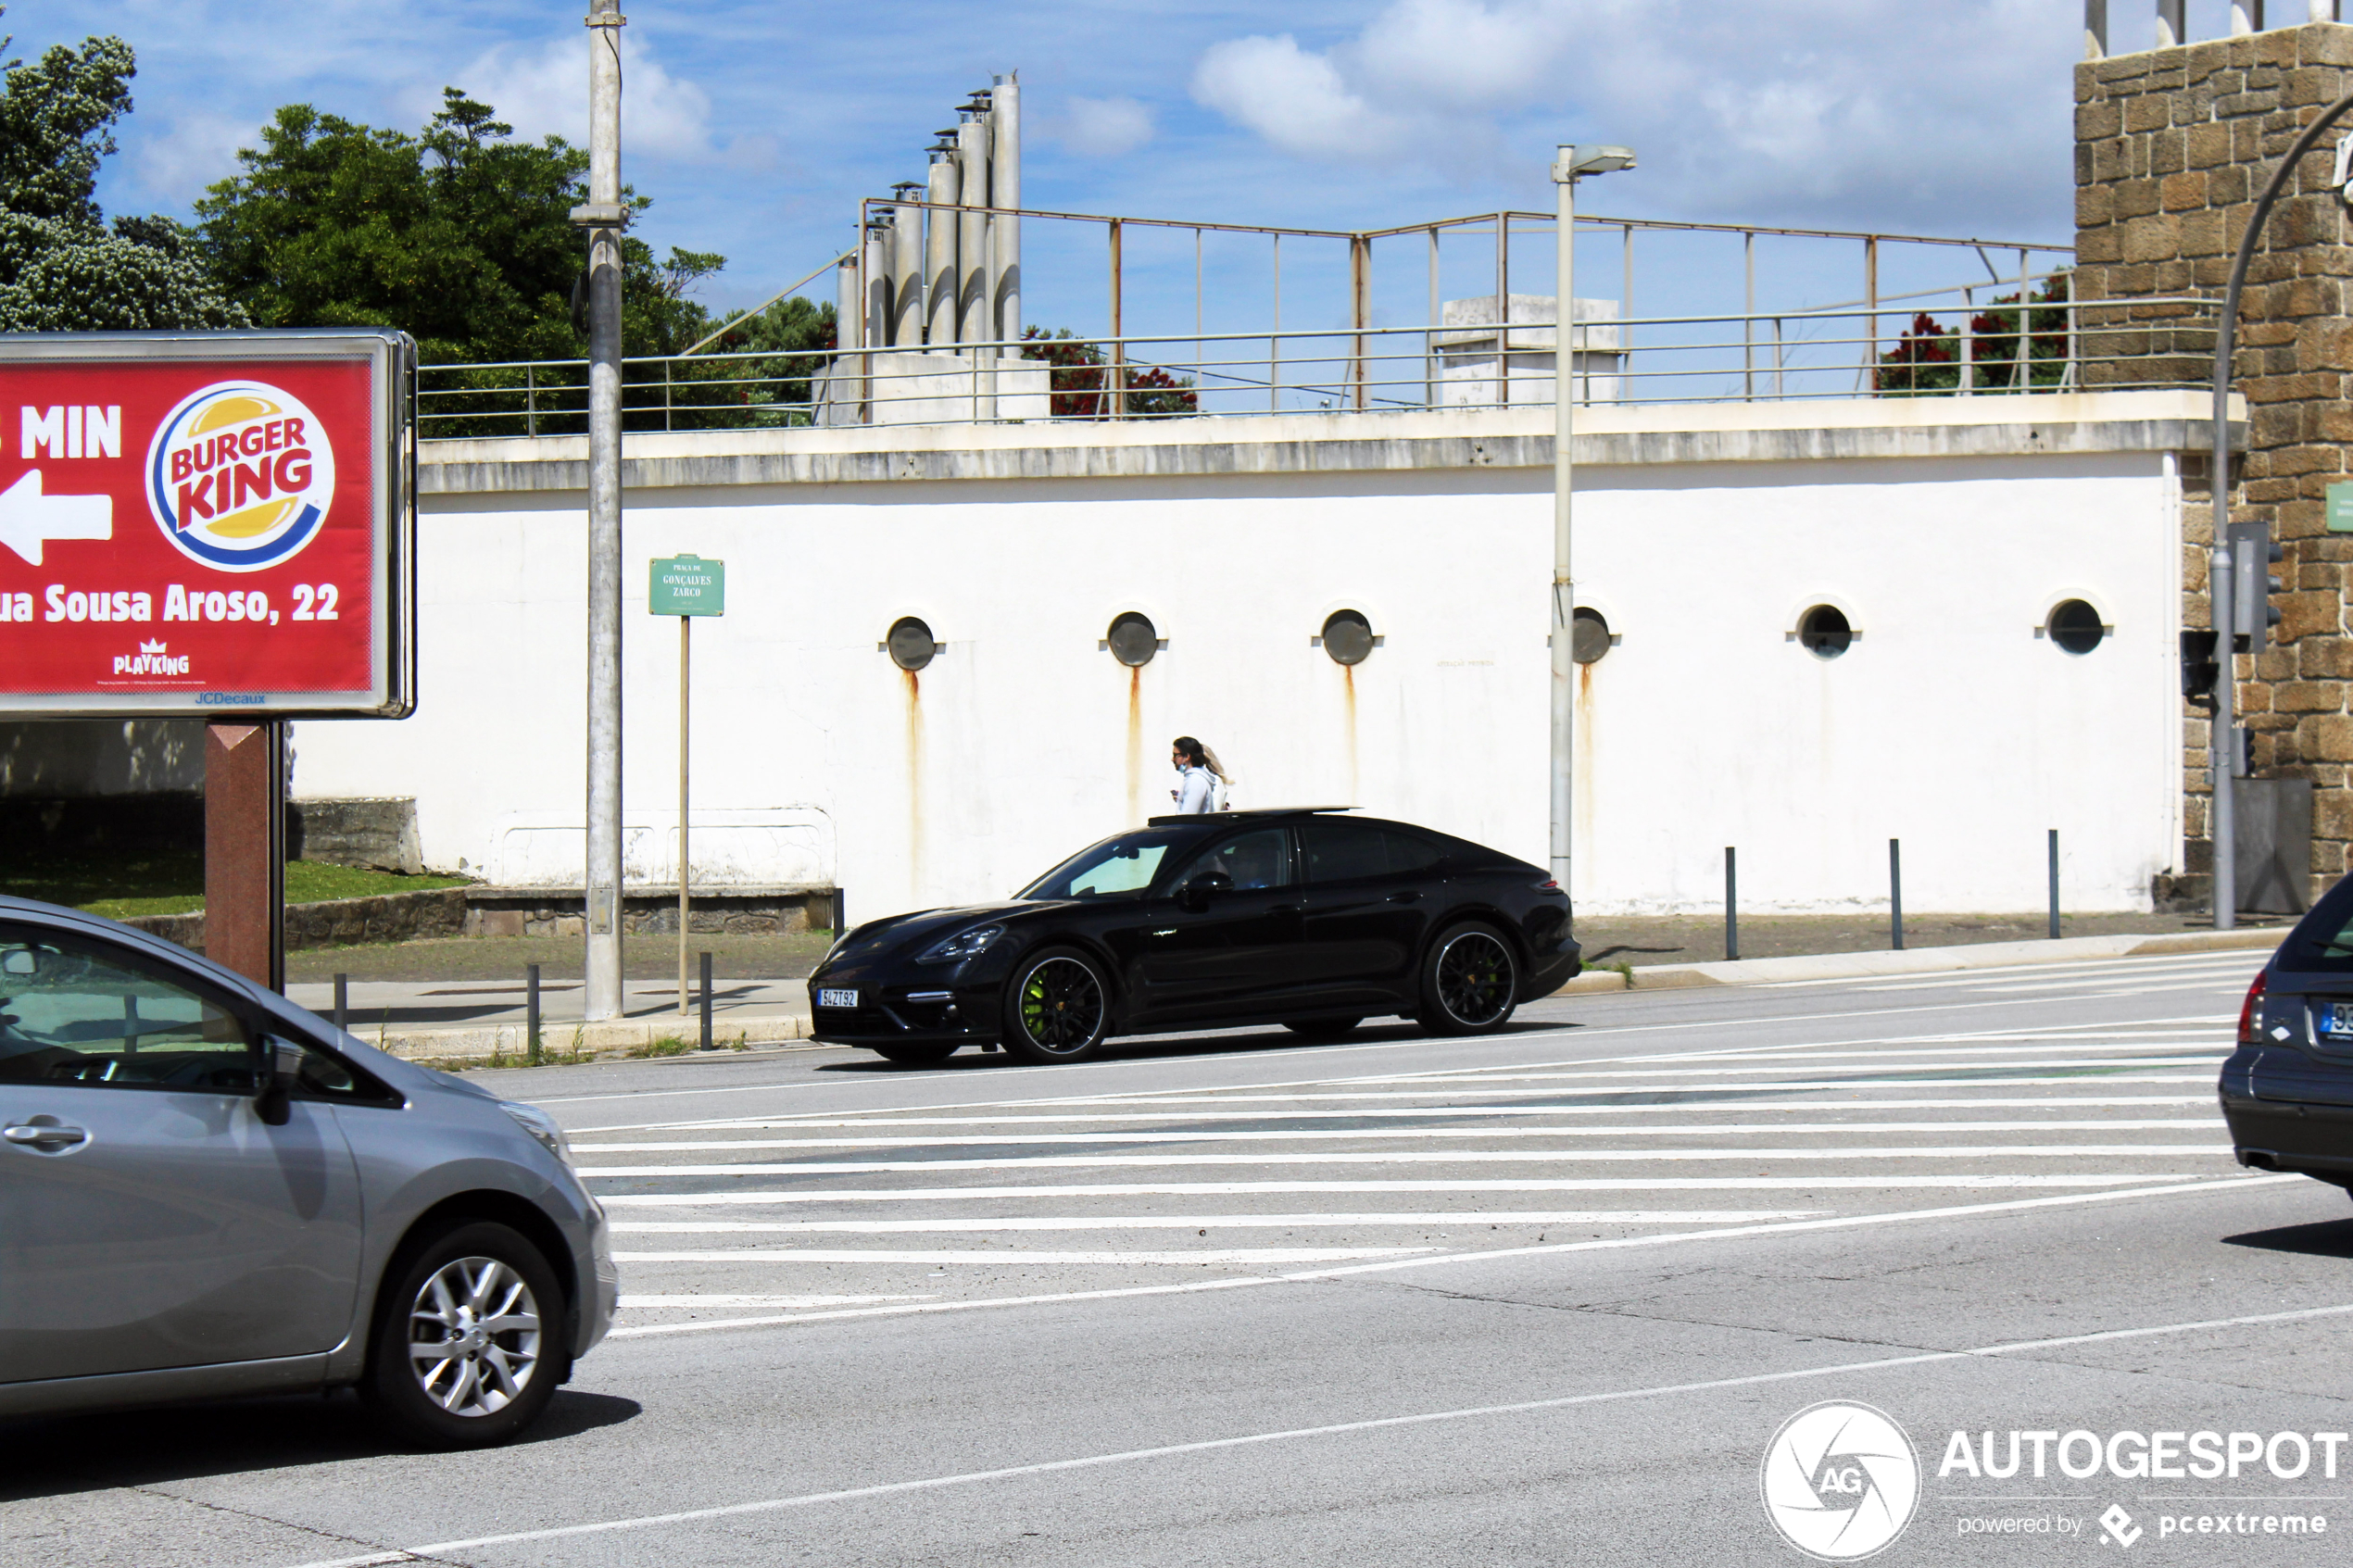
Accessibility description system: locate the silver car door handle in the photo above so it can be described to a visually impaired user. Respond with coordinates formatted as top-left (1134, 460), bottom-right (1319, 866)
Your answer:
top-left (4, 1123), bottom-right (89, 1149)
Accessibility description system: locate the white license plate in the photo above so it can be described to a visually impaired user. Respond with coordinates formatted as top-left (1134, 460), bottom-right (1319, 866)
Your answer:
top-left (2323, 1003), bottom-right (2353, 1037)
top-left (817, 987), bottom-right (859, 1010)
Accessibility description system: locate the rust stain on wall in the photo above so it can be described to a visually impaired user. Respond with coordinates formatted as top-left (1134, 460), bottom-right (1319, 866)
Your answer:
top-left (1343, 664), bottom-right (1359, 805)
top-left (1126, 665), bottom-right (1143, 824)
top-left (903, 668), bottom-right (923, 897)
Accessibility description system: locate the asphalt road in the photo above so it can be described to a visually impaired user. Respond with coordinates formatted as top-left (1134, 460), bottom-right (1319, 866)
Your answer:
top-left (10, 945), bottom-right (2352, 1566)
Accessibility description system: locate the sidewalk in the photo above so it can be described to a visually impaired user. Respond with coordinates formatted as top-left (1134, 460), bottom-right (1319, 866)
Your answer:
top-left (321, 922), bottom-right (2291, 1064)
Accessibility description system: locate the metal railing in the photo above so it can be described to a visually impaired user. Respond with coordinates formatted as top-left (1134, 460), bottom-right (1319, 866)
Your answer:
top-left (415, 294), bottom-right (2217, 441)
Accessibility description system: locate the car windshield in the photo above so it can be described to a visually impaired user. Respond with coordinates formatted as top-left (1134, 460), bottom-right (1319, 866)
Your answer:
top-left (1018, 829), bottom-right (1189, 900)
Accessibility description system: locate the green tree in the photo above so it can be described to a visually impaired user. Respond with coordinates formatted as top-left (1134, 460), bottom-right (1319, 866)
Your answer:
top-left (0, 14), bottom-right (244, 331)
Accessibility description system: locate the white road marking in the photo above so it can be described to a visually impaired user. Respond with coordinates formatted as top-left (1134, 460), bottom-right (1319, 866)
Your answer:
top-left (574, 1146), bottom-right (2231, 1178)
top-left (619, 1294), bottom-right (935, 1309)
top-left (1036, 1076), bottom-right (2212, 1106)
top-left (606, 1211), bottom-right (1832, 1233)
top-left (593, 1176), bottom-right (2290, 1341)
top-left (275, 1226), bottom-right (2341, 1568)
top-left (598, 1175), bottom-right (2221, 1206)
top-left (573, 1121), bottom-right (2223, 1154)
top-left (611, 1248), bottom-right (1438, 1265)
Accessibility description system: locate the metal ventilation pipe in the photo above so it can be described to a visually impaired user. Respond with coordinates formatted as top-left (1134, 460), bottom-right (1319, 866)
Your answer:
top-left (957, 107), bottom-right (992, 348)
top-left (991, 72), bottom-right (1022, 350)
top-left (863, 216), bottom-right (892, 352)
top-left (924, 144), bottom-right (961, 345)
top-left (889, 182), bottom-right (925, 346)
top-left (836, 252), bottom-right (862, 351)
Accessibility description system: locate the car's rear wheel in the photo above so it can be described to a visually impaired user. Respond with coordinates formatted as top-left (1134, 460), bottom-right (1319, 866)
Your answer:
top-left (1001, 948), bottom-right (1111, 1063)
top-left (1282, 1018), bottom-right (1363, 1039)
top-left (1416, 923), bottom-right (1519, 1035)
top-left (363, 1219), bottom-right (565, 1449)
top-left (870, 1042), bottom-right (959, 1065)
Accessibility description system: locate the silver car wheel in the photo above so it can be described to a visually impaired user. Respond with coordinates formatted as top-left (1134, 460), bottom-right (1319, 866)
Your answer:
top-left (408, 1255), bottom-right (543, 1417)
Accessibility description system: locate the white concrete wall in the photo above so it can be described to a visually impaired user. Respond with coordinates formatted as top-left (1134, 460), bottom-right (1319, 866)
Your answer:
top-left (291, 397), bottom-right (2200, 920)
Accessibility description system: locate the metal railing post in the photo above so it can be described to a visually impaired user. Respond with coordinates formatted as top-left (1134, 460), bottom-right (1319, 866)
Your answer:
top-left (525, 364), bottom-right (537, 437)
top-left (1724, 847), bottom-right (1739, 961)
top-left (1743, 230), bottom-right (1755, 402)
top-left (1108, 217), bottom-right (1125, 419)
top-left (1889, 838), bottom-right (1904, 950)
top-left (1352, 233), bottom-right (1370, 411)
top-left (1494, 211), bottom-right (1510, 409)
top-left (2048, 829), bottom-right (2061, 939)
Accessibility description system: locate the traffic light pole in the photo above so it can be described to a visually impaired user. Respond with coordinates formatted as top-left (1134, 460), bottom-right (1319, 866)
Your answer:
top-left (2207, 84), bottom-right (2353, 931)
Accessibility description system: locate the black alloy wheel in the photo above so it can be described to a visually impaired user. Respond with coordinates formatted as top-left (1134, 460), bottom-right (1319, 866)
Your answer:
top-left (1001, 948), bottom-right (1112, 1063)
top-left (871, 1042), bottom-right (959, 1065)
top-left (1418, 923), bottom-right (1519, 1035)
top-left (362, 1219), bottom-right (567, 1449)
top-left (1282, 1018), bottom-right (1364, 1040)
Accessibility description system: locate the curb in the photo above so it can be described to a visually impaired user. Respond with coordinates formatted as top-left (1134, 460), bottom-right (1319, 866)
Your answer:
top-left (1555, 926), bottom-right (2284, 995)
top-left (360, 1010), bottom-right (812, 1063)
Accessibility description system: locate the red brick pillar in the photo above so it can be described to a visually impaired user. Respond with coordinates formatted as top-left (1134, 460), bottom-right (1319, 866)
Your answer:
top-left (204, 721), bottom-right (284, 990)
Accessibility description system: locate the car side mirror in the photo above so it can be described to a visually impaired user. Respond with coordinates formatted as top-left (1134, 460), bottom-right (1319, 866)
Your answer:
top-left (255, 1037), bottom-right (302, 1125)
top-left (1178, 871), bottom-right (1233, 912)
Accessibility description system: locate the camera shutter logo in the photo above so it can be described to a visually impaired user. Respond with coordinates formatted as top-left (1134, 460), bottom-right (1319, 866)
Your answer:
top-left (145, 381), bottom-right (336, 572)
top-left (1759, 1401), bottom-right (1920, 1561)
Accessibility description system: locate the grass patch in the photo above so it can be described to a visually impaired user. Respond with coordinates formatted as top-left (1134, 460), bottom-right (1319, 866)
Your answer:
top-left (2, 848), bottom-right (470, 922)
top-left (624, 1036), bottom-right (698, 1059)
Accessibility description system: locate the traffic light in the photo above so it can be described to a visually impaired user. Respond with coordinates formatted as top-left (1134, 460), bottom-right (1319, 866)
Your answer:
top-left (2182, 628), bottom-right (2220, 706)
top-left (2229, 521), bottom-right (2284, 653)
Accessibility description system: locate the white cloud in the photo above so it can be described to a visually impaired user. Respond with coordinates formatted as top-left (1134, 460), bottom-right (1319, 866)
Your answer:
top-left (1188, 0), bottom-right (2077, 232)
top-left (1191, 34), bottom-right (1391, 161)
top-left (1040, 95), bottom-right (1158, 159)
top-left (127, 112), bottom-right (259, 201)
top-left (421, 33), bottom-right (713, 159)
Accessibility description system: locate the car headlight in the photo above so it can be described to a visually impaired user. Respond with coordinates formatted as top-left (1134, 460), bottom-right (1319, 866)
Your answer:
top-left (915, 923), bottom-right (1005, 964)
top-left (499, 1100), bottom-right (575, 1168)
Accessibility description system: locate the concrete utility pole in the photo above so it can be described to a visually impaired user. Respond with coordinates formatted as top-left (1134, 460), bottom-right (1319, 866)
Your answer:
top-left (574, 0), bottom-right (628, 1020)
top-left (1549, 144), bottom-right (1633, 910)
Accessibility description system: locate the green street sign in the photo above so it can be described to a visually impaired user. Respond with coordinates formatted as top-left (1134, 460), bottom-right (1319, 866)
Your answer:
top-left (2329, 483), bottom-right (2353, 533)
top-left (649, 553), bottom-right (725, 616)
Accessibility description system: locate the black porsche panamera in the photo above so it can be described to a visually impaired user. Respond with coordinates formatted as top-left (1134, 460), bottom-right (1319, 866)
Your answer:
top-left (807, 808), bottom-right (1580, 1065)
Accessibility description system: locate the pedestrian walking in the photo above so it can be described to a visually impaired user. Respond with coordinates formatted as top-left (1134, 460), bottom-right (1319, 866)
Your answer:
top-left (1169, 735), bottom-right (1228, 813)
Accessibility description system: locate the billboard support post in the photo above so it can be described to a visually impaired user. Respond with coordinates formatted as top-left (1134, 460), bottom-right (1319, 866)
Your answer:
top-left (204, 720), bottom-right (284, 992)
top-left (648, 553), bottom-right (725, 1020)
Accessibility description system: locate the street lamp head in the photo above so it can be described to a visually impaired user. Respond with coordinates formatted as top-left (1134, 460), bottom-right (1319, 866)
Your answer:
top-left (1554, 144), bottom-right (1636, 182)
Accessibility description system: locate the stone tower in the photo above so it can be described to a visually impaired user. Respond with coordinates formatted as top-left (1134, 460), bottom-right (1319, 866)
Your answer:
top-left (2074, 7), bottom-right (2353, 909)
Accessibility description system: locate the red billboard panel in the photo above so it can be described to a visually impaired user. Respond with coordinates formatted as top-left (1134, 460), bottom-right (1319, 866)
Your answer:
top-left (0, 331), bottom-right (414, 717)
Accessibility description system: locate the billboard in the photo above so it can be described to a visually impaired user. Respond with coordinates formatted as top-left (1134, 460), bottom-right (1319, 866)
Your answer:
top-left (0, 330), bottom-right (415, 718)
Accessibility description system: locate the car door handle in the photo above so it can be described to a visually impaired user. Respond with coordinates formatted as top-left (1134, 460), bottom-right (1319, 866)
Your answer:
top-left (5, 1122), bottom-right (89, 1150)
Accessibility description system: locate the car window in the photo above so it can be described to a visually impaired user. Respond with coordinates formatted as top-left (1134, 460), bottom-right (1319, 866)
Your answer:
top-left (1021, 830), bottom-right (1187, 900)
top-left (2283, 876), bottom-right (2353, 972)
top-left (1170, 828), bottom-right (1294, 892)
top-left (1300, 819), bottom-right (1443, 882)
top-left (0, 928), bottom-right (254, 1093)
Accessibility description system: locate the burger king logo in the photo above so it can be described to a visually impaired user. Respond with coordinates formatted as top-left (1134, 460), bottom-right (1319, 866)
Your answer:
top-left (145, 381), bottom-right (336, 572)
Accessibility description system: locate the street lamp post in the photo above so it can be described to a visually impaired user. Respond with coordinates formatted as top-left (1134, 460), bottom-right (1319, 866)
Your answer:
top-left (573, 0), bottom-right (628, 1019)
top-left (1550, 144), bottom-right (1635, 912)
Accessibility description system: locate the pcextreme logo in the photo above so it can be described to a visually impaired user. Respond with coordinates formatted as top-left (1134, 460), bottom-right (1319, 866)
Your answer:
top-left (1761, 1401), bottom-right (1922, 1561)
top-left (145, 381), bottom-right (336, 572)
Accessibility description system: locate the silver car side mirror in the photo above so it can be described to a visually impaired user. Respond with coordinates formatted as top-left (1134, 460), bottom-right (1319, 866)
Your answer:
top-left (255, 1038), bottom-right (303, 1126)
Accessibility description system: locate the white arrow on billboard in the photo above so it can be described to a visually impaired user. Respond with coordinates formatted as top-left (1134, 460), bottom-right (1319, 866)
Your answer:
top-left (0, 468), bottom-right (112, 566)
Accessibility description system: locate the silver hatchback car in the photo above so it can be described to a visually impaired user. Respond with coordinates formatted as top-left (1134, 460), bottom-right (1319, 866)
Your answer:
top-left (0, 897), bottom-right (617, 1447)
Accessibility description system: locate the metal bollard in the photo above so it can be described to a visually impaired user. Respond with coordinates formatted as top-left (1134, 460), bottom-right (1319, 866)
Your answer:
top-left (526, 962), bottom-right (542, 1066)
top-left (831, 886), bottom-right (847, 937)
top-left (1724, 847), bottom-right (1739, 961)
top-left (1889, 838), bottom-right (1904, 951)
top-left (333, 972), bottom-right (348, 1033)
top-left (698, 950), bottom-right (715, 1050)
top-left (2047, 829), bottom-right (2061, 940)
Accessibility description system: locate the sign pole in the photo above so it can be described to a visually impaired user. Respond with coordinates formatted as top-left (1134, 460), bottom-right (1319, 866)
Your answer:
top-left (678, 611), bottom-right (690, 1016)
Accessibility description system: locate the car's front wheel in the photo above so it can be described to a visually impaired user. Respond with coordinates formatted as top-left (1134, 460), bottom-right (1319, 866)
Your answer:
top-left (1001, 947), bottom-right (1112, 1063)
top-left (364, 1219), bottom-right (566, 1449)
top-left (1416, 922), bottom-right (1520, 1035)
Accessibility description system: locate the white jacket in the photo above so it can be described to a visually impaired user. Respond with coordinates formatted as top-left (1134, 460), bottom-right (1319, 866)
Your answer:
top-left (1171, 765), bottom-right (1217, 813)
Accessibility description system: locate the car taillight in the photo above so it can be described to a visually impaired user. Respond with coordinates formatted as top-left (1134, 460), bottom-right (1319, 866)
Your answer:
top-left (2238, 970), bottom-right (2267, 1046)
top-left (1534, 878), bottom-right (1561, 892)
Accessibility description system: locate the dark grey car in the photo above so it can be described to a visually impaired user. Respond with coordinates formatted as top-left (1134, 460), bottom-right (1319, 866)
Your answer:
top-left (2221, 875), bottom-right (2353, 1195)
top-left (0, 897), bottom-right (616, 1447)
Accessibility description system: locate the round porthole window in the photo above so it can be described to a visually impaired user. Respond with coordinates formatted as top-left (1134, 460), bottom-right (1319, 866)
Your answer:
top-left (1321, 609), bottom-right (1376, 666)
top-left (2047, 598), bottom-right (2105, 655)
top-left (1107, 611), bottom-right (1158, 668)
top-left (886, 616), bottom-right (937, 671)
top-left (1797, 604), bottom-right (1853, 659)
top-left (1571, 607), bottom-right (1613, 664)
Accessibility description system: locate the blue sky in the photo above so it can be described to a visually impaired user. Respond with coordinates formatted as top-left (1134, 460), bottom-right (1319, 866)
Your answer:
top-left (25, 1), bottom-right (2107, 339)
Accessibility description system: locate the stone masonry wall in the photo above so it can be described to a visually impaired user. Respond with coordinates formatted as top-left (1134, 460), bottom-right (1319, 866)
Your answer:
top-left (2075, 20), bottom-right (2353, 906)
